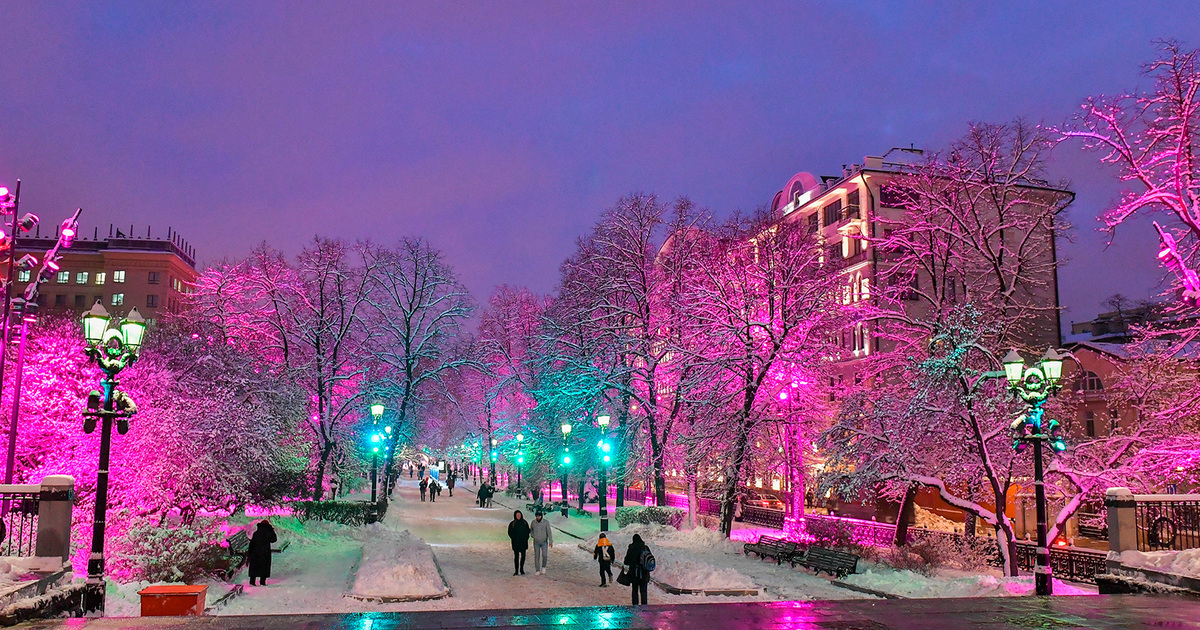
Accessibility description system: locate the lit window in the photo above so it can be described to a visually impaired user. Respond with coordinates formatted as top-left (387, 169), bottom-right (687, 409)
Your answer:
top-left (95, 272), bottom-right (106, 285)
top-left (113, 270), bottom-right (126, 283)
top-left (76, 271), bottom-right (89, 284)
top-left (146, 295), bottom-right (158, 308)
top-left (56, 271), bottom-right (69, 284)
top-left (16, 270), bottom-right (30, 283)
top-left (111, 293), bottom-right (124, 306)
top-left (148, 271), bottom-right (160, 285)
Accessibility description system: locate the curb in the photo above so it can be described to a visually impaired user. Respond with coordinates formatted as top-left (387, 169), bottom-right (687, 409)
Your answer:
top-left (829, 580), bottom-right (903, 599)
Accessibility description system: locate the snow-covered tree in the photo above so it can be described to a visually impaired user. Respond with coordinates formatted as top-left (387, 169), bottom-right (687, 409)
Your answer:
top-left (686, 210), bottom-right (846, 536)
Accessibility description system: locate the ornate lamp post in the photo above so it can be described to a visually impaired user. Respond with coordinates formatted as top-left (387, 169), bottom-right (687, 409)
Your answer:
top-left (1002, 347), bottom-right (1066, 597)
top-left (597, 415), bottom-right (612, 532)
top-left (80, 302), bottom-right (146, 616)
top-left (560, 422), bottom-right (572, 517)
top-left (490, 437), bottom-right (498, 485)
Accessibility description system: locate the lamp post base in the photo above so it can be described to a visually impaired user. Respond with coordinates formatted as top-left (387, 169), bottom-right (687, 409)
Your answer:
top-left (81, 576), bottom-right (106, 616)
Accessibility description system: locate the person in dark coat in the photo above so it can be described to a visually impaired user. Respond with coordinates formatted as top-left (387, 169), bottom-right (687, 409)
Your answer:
top-left (419, 477), bottom-right (428, 502)
top-left (507, 510), bottom-right (530, 576)
top-left (247, 520), bottom-right (277, 586)
top-left (429, 478), bottom-right (439, 502)
top-left (623, 533), bottom-right (650, 605)
top-left (447, 473), bottom-right (455, 497)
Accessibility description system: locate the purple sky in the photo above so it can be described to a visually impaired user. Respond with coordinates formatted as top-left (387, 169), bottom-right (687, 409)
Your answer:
top-left (1, 1), bottom-right (1196, 331)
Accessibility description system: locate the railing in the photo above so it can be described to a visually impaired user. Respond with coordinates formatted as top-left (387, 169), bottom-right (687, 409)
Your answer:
top-left (1134, 497), bottom-right (1200, 551)
top-left (0, 488), bottom-right (40, 557)
top-left (1014, 542), bottom-right (1107, 584)
top-left (742, 505), bottom-right (785, 529)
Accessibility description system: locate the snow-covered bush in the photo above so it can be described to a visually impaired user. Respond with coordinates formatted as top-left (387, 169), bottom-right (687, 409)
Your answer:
top-left (871, 540), bottom-right (946, 576)
top-left (107, 515), bottom-right (227, 583)
top-left (615, 506), bottom-right (685, 528)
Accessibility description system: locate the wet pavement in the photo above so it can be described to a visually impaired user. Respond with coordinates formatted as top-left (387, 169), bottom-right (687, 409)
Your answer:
top-left (17, 594), bottom-right (1200, 629)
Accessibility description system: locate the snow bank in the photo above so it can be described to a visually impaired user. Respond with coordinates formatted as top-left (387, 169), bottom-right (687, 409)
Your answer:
top-left (102, 578), bottom-right (239, 616)
top-left (843, 568), bottom-right (1094, 598)
top-left (348, 525), bottom-right (445, 600)
top-left (583, 523), bottom-right (755, 591)
top-left (1116, 548), bottom-right (1200, 578)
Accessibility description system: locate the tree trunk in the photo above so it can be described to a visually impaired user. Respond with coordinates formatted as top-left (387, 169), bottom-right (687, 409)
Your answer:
top-left (312, 442), bottom-right (335, 501)
top-left (719, 410), bottom-right (753, 537)
top-left (686, 466), bottom-right (699, 529)
top-left (893, 485), bottom-right (919, 546)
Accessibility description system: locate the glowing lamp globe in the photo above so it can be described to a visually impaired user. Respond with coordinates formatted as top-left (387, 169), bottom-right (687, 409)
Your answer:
top-left (597, 415), bottom-right (610, 428)
top-left (121, 308), bottom-right (147, 353)
top-left (562, 455), bottom-right (571, 465)
top-left (1002, 350), bottom-right (1025, 385)
top-left (82, 301), bottom-right (111, 346)
top-left (516, 433), bottom-right (524, 443)
top-left (370, 403), bottom-right (385, 419)
top-left (1041, 347), bottom-right (1064, 382)
top-left (561, 422), bottom-right (572, 436)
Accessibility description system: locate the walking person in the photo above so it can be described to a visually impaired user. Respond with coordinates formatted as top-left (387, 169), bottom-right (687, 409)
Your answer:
top-left (507, 510), bottom-right (530, 576)
top-left (623, 534), bottom-right (654, 605)
top-left (247, 520), bottom-right (277, 586)
top-left (419, 477), bottom-right (428, 502)
top-left (593, 533), bottom-right (615, 587)
top-left (409, 463), bottom-right (414, 479)
top-left (429, 478), bottom-right (439, 502)
top-left (530, 511), bottom-right (554, 574)
top-left (447, 473), bottom-right (456, 497)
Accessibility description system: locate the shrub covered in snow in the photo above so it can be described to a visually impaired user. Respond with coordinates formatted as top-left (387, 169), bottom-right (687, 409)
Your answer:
top-left (614, 506), bottom-right (685, 528)
top-left (107, 515), bottom-right (227, 583)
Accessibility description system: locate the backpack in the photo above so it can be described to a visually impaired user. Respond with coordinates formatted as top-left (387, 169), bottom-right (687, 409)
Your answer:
top-left (639, 547), bottom-right (656, 573)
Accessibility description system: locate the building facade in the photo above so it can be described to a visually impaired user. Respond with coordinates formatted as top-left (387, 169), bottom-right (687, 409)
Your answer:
top-left (8, 228), bottom-right (198, 320)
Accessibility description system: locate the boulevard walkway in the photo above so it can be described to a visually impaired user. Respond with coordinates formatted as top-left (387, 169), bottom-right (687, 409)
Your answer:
top-left (19, 594), bottom-right (1200, 628)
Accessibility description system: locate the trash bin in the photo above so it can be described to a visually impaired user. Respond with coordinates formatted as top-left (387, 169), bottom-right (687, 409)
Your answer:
top-left (138, 584), bottom-right (208, 616)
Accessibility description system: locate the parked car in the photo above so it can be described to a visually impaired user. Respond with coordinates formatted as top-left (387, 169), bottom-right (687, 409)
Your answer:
top-left (738, 490), bottom-right (786, 511)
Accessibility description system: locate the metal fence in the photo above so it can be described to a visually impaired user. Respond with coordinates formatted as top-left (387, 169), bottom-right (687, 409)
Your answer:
top-left (1014, 542), bottom-right (1107, 584)
top-left (0, 489), bottom-right (40, 557)
top-left (1135, 497), bottom-right (1200, 551)
top-left (742, 505), bottom-right (785, 529)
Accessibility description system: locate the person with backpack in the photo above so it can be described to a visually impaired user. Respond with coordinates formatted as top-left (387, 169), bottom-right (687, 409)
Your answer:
top-left (593, 533), bottom-right (615, 587)
top-left (419, 477), bottom-right (428, 502)
top-left (622, 533), bottom-right (654, 605)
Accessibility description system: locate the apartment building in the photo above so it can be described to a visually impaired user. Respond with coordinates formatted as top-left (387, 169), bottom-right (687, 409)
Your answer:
top-left (768, 147), bottom-right (1071, 371)
top-left (8, 225), bottom-right (198, 320)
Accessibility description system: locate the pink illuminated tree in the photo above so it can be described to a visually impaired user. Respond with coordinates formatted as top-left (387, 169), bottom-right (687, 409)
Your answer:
top-left (685, 210), bottom-right (846, 536)
top-left (1060, 41), bottom-right (1200, 309)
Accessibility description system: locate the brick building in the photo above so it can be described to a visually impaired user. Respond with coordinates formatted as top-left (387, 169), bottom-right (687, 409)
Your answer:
top-left (7, 225), bottom-right (198, 320)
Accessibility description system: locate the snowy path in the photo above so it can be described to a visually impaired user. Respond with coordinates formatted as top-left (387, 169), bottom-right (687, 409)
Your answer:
top-left (215, 478), bottom-right (866, 615)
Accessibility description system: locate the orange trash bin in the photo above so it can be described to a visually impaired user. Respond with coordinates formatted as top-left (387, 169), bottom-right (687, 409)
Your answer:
top-left (138, 584), bottom-right (208, 616)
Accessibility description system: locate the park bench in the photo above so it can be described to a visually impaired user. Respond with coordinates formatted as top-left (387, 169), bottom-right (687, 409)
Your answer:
top-left (792, 547), bottom-right (858, 577)
top-left (742, 535), bottom-right (802, 565)
top-left (218, 531), bottom-right (291, 581)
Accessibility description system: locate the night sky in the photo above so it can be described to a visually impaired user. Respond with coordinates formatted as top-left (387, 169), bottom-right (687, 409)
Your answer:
top-left (2, 1), bottom-right (1197, 332)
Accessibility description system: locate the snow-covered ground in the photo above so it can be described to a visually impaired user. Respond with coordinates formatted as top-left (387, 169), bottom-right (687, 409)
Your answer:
top-left (1115, 548), bottom-right (1200, 578)
top-left (841, 567), bottom-right (1095, 598)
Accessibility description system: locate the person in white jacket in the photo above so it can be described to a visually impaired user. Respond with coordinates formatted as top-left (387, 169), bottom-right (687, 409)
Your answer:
top-left (529, 511), bottom-right (554, 574)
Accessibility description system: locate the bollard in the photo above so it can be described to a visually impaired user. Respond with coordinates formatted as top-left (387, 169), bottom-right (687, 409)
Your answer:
top-left (1105, 487), bottom-right (1137, 553)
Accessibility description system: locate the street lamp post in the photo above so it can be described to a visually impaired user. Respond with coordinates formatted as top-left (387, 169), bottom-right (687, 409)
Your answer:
top-left (597, 415), bottom-right (611, 532)
top-left (561, 422), bottom-right (571, 516)
top-left (490, 438), bottom-right (498, 485)
top-left (80, 302), bottom-right (147, 616)
top-left (1002, 347), bottom-right (1066, 597)
top-left (515, 433), bottom-right (524, 490)
top-left (369, 403), bottom-right (384, 503)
